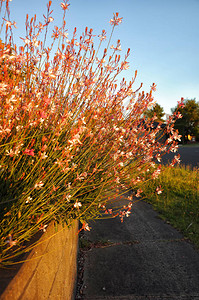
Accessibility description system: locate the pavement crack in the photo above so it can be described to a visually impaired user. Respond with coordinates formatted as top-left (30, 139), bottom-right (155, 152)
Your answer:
top-left (79, 238), bottom-right (140, 251)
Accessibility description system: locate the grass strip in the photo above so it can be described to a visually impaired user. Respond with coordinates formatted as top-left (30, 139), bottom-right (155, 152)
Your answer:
top-left (141, 164), bottom-right (199, 248)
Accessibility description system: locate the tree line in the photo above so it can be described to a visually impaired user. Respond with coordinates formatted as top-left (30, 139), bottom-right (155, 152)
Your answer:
top-left (144, 99), bottom-right (199, 143)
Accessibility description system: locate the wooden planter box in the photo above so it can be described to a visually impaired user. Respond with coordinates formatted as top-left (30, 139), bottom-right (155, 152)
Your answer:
top-left (0, 221), bottom-right (79, 300)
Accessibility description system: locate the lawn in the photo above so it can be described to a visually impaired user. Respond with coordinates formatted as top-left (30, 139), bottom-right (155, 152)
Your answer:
top-left (140, 164), bottom-right (199, 248)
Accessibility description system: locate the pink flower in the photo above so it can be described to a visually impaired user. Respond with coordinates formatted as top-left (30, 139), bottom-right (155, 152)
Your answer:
top-left (34, 181), bottom-right (44, 189)
top-left (121, 61), bottom-right (129, 70)
top-left (6, 149), bottom-right (20, 157)
top-left (156, 154), bottom-right (161, 162)
top-left (3, 19), bottom-right (16, 28)
top-left (151, 83), bottom-right (157, 92)
top-left (170, 145), bottom-right (178, 153)
top-left (177, 98), bottom-right (185, 108)
top-left (82, 222), bottom-right (90, 231)
top-left (68, 134), bottom-right (82, 146)
top-left (174, 154), bottom-right (181, 164)
top-left (5, 20), bottom-right (12, 27)
top-left (40, 152), bottom-right (48, 159)
top-left (5, 234), bottom-right (17, 247)
top-left (26, 196), bottom-right (32, 204)
top-left (135, 189), bottom-right (143, 198)
top-left (39, 224), bottom-right (48, 232)
top-left (61, 1), bottom-right (70, 10)
top-left (126, 211), bottom-right (131, 217)
top-left (176, 112), bottom-right (182, 119)
top-left (98, 30), bottom-right (106, 41)
top-left (109, 13), bottom-right (123, 26)
top-left (74, 201), bottom-right (82, 209)
top-left (48, 17), bottom-right (54, 23)
top-left (40, 111), bottom-right (47, 118)
top-left (156, 186), bottom-right (163, 195)
top-left (118, 162), bottom-right (124, 167)
top-left (24, 149), bottom-right (35, 156)
top-left (172, 132), bottom-right (181, 141)
top-left (152, 168), bottom-right (161, 179)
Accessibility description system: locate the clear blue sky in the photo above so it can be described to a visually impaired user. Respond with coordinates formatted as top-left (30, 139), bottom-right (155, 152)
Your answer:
top-left (6, 0), bottom-right (199, 115)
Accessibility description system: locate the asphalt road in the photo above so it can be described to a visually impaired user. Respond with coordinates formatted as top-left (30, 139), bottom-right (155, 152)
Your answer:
top-left (76, 145), bottom-right (199, 300)
top-left (77, 194), bottom-right (199, 300)
top-left (162, 145), bottom-right (199, 168)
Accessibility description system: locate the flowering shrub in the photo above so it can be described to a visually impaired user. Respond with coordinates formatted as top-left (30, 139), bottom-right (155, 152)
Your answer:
top-left (0, 0), bottom-right (182, 265)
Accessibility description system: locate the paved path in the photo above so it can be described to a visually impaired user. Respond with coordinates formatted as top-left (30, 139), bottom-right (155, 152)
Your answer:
top-left (77, 194), bottom-right (199, 300)
top-left (162, 145), bottom-right (199, 168)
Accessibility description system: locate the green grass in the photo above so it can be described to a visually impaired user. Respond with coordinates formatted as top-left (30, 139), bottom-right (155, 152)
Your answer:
top-left (179, 143), bottom-right (199, 147)
top-left (141, 165), bottom-right (199, 248)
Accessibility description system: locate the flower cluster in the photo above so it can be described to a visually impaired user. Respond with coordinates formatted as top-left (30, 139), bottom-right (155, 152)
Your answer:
top-left (0, 0), bottom-right (182, 265)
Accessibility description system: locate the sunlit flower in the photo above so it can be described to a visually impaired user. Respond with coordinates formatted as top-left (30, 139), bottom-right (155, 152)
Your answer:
top-left (156, 186), bottom-right (163, 194)
top-left (170, 145), bottom-right (178, 152)
top-left (109, 13), bottom-right (123, 26)
top-left (48, 17), bottom-right (54, 23)
top-left (177, 98), bottom-right (185, 108)
top-left (110, 44), bottom-right (122, 51)
top-left (61, 1), bottom-right (70, 10)
top-left (167, 136), bottom-right (173, 143)
top-left (32, 38), bottom-right (39, 47)
top-left (3, 19), bottom-right (16, 28)
top-left (24, 38), bottom-right (31, 45)
top-left (82, 222), bottom-right (90, 231)
top-left (98, 30), bottom-right (106, 41)
top-left (176, 112), bottom-right (182, 119)
top-left (172, 132), bottom-right (181, 141)
top-left (121, 61), bottom-right (129, 70)
top-left (0, 83), bottom-right (8, 92)
top-left (9, 95), bottom-right (17, 102)
top-left (5, 234), bottom-right (17, 247)
top-left (135, 189), bottom-right (143, 198)
top-left (152, 167), bottom-right (161, 179)
top-left (128, 202), bottom-right (133, 208)
top-left (151, 83), bottom-right (157, 91)
top-left (6, 149), bottom-right (20, 157)
top-left (68, 134), bottom-right (82, 146)
top-left (34, 181), bottom-right (44, 189)
top-left (26, 196), bottom-right (32, 204)
top-left (156, 154), bottom-right (161, 162)
top-left (40, 152), bottom-right (48, 159)
top-left (174, 154), bottom-right (181, 164)
top-left (74, 201), bottom-right (82, 209)
top-left (24, 148), bottom-right (35, 156)
top-left (6, 20), bottom-right (12, 27)
top-left (66, 194), bottom-right (72, 202)
top-left (126, 211), bottom-right (131, 217)
top-left (39, 224), bottom-right (48, 232)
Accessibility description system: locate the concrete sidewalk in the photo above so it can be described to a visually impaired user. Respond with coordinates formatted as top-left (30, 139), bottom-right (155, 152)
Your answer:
top-left (76, 193), bottom-right (199, 300)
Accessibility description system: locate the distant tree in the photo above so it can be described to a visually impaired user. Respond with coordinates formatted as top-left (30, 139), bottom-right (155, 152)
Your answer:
top-left (172, 98), bottom-right (199, 143)
top-left (144, 103), bottom-right (165, 122)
